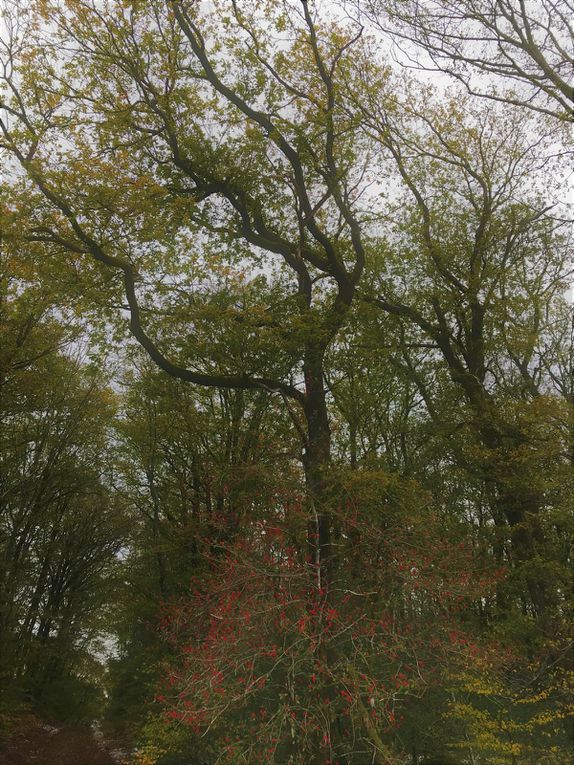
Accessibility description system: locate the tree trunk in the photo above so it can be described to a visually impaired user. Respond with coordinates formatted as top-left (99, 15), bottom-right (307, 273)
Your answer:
top-left (302, 356), bottom-right (333, 588)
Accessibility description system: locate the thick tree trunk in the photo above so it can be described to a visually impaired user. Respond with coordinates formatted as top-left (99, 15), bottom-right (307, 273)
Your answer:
top-left (300, 354), bottom-right (338, 764)
top-left (302, 356), bottom-right (333, 587)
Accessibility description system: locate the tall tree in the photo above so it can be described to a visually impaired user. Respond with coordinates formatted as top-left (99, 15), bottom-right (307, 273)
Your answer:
top-left (349, 76), bottom-right (572, 623)
top-left (0, 0), bottom-right (375, 601)
top-left (0, 2), bottom-right (378, 759)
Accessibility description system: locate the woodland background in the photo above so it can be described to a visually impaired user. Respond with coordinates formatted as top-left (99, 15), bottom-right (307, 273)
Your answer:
top-left (0, 1), bottom-right (573, 763)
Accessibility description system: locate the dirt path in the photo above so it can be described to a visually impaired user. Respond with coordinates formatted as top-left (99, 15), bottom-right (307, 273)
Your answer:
top-left (0, 717), bottom-right (126, 765)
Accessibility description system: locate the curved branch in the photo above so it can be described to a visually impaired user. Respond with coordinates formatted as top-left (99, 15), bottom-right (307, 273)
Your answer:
top-left (19, 162), bottom-right (305, 405)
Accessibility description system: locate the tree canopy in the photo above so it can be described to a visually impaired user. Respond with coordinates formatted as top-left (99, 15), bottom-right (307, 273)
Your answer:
top-left (0, 2), bottom-right (572, 764)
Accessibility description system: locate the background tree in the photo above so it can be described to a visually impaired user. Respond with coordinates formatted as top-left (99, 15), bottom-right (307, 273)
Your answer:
top-left (358, 0), bottom-right (574, 120)
top-left (345, 72), bottom-right (572, 620)
top-left (0, 233), bottom-right (127, 726)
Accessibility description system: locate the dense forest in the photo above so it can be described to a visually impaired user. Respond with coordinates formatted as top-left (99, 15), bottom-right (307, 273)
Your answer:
top-left (0, 1), bottom-right (573, 764)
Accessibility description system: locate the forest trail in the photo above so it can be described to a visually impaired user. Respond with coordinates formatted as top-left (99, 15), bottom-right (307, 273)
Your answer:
top-left (0, 717), bottom-right (130, 765)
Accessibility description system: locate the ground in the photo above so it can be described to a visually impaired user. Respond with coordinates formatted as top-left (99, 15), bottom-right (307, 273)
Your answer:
top-left (0, 716), bottom-right (123, 765)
